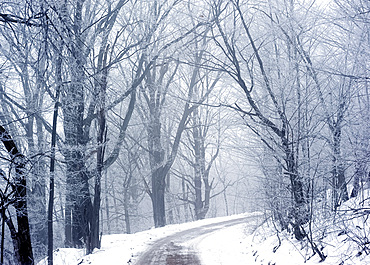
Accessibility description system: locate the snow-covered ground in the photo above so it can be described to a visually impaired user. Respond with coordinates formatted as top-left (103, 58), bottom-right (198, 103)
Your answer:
top-left (39, 193), bottom-right (370, 265)
top-left (38, 212), bottom-right (262, 265)
top-left (236, 191), bottom-right (370, 265)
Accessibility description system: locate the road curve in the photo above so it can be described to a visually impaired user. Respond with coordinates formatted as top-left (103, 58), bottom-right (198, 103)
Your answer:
top-left (134, 215), bottom-right (257, 265)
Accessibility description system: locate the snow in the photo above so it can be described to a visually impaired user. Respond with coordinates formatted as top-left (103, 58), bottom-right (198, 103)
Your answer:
top-left (38, 194), bottom-right (370, 265)
top-left (195, 223), bottom-right (252, 264)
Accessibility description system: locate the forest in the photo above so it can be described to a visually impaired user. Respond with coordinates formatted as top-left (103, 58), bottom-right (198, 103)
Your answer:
top-left (0, 0), bottom-right (368, 264)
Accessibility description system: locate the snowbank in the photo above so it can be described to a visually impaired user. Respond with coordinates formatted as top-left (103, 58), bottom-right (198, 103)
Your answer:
top-left (231, 190), bottom-right (370, 265)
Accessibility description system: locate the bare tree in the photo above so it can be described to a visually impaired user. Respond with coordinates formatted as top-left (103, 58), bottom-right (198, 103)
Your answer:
top-left (211, 0), bottom-right (304, 239)
top-left (138, 45), bottom-right (217, 226)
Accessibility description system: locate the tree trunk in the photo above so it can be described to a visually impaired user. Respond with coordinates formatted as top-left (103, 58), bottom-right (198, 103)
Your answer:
top-left (64, 152), bottom-right (88, 248)
top-left (332, 127), bottom-right (349, 210)
top-left (282, 140), bottom-right (308, 240)
top-left (286, 150), bottom-right (307, 240)
top-left (104, 171), bottom-right (111, 234)
top-left (89, 102), bottom-right (106, 254)
top-left (62, 54), bottom-right (90, 249)
top-left (123, 189), bottom-right (131, 234)
top-left (192, 110), bottom-right (213, 221)
top-left (14, 163), bottom-right (34, 265)
top-left (47, 87), bottom-right (60, 265)
top-left (151, 168), bottom-right (166, 227)
top-left (48, 36), bottom-right (62, 264)
top-left (147, 97), bottom-right (167, 227)
top-left (64, 177), bottom-right (72, 247)
top-left (62, 0), bottom-right (92, 248)
top-left (0, 126), bottom-right (34, 265)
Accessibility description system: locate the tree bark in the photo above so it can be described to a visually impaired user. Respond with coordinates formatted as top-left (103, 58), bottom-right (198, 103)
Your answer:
top-left (332, 127), bottom-right (349, 210)
top-left (151, 167), bottom-right (167, 227)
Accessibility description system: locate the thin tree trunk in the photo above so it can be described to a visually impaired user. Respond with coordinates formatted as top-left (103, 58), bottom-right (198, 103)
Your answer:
top-left (123, 189), bottom-right (131, 234)
top-left (47, 85), bottom-right (60, 265)
top-left (48, 34), bottom-right (63, 265)
top-left (104, 171), bottom-right (111, 234)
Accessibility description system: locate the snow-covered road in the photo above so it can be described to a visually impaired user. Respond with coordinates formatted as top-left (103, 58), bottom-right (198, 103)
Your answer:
top-left (134, 215), bottom-right (260, 265)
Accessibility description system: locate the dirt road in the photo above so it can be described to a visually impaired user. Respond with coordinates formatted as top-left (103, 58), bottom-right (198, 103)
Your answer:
top-left (134, 215), bottom-right (258, 265)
